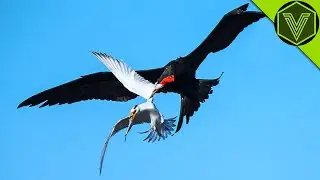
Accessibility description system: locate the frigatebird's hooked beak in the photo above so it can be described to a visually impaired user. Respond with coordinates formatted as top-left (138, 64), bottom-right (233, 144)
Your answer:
top-left (150, 89), bottom-right (158, 99)
top-left (150, 83), bottom-right (163, 98)
top-left (150, 75), bottom-right (175, 98)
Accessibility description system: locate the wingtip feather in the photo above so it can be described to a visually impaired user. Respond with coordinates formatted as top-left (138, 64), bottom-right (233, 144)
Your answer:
top-left (17, 99), bottom-right (32, 109)
top-left (17, 102), bottom-right (24, 109)
top-left (241, 3), bottom-right (249, 11)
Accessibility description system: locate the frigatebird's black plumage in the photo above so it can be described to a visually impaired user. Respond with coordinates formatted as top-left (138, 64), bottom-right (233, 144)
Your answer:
top-left (17, 3), bottom-right (265, 134)
top-left (152, 4), bottom-right (266, 133)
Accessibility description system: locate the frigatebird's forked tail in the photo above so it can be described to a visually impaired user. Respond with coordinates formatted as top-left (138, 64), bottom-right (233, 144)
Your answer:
top-left (174, 72), bottom-right (224, 134)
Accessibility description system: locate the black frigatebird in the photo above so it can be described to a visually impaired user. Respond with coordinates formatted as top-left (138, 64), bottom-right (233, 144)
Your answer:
top-left (17, 3), bottom-right (265, 134)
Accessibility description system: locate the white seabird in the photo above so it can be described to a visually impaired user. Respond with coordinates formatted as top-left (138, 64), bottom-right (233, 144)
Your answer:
top-left (92, 52), bottom-right (176, 175)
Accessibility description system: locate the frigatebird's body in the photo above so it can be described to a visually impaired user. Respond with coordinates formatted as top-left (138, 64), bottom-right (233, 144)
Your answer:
top-left (17, 3), bottom-right (266, 133)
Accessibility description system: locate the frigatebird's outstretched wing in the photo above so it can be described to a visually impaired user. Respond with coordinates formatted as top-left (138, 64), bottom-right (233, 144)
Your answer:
top-left (17, 67), bottom-right (164, 108)
top-left (180, 3), bottom-right (266, 71)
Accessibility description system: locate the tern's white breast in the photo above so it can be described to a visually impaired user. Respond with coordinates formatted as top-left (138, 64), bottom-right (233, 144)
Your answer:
top-left (138, 101), bottom-right (162, 129)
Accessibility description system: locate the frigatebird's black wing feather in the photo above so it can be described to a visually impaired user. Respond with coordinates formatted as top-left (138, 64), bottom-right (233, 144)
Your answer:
top-left (17, 67), bottom-right (164, 108)
top-left (180, 3), bottom-right (266, 70)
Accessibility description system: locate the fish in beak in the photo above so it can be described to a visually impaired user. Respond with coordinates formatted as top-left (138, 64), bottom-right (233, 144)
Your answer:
top-left (129, 109), bottom-right (137, 121)
top-left (125, 110), bottom-right (137, 141)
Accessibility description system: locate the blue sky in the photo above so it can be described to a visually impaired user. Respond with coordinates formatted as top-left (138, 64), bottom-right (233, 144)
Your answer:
top-left (1, 0), bottom-right (319, 180)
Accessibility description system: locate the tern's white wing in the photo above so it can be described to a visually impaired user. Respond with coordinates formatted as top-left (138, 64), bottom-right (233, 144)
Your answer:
top-left (92, 52), bottom-right (155, 100)
top-left (99, 115), bottom-right (150, 175)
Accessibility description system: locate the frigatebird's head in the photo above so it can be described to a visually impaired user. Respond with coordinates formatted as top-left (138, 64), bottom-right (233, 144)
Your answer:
top-left (150, 66), bottom-right (176, 98)
top-left (125, 105), bottom-right (140, 140)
